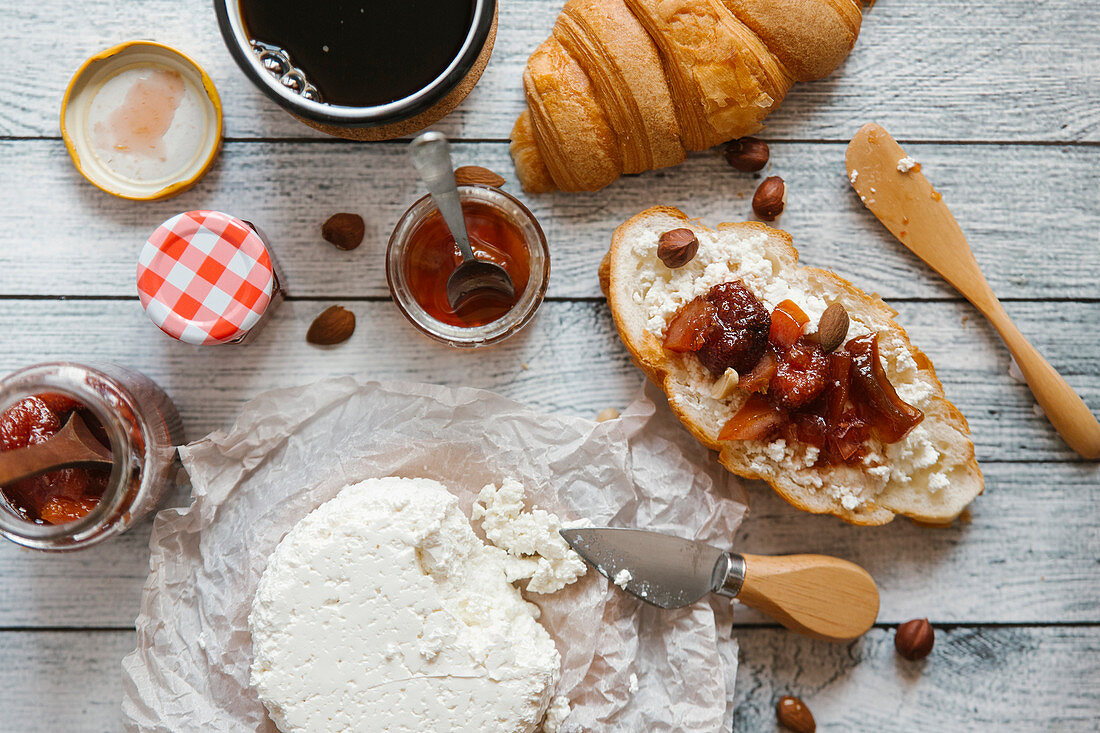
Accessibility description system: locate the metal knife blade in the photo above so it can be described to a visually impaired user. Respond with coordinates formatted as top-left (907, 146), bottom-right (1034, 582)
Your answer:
top-left (560, 527), bottom-right (742, 609)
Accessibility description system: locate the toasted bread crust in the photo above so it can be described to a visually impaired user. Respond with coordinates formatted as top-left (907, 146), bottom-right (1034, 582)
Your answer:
top-left (603, 207), bottom-right (984, 525)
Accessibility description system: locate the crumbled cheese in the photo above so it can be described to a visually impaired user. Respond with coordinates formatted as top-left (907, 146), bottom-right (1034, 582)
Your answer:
top-left (542, 696), bottom-right (571, 733)
top-left (881, 338), bottom-right (933, 407)
top-left (628, 673), bottom-right (639, 695)
top-left (764, 439), bottom-right (789, 463)
top-left (473, 478), bottom-right (588, 594)
top-left (825, 484), bottom-right (864, 511)
top-left (613, 568), bottom-right (633, 589)
top-left (897, 156), bottom-right (918, 173)
top-left (927, 472), bottom-right (950, 492)
top-left (632, 228), bottom-right (775, 336)
top-left (849, 169), bottom-right (858, 184)
top-left (896, 379), bottom-right (934, 407)
top-left (250, 478), bottom-right (560, 733)
top-left (866, 465), bottom-right (891, 481)
top-left (887, 425), bottom-right (940, 472)
top-left (757, 439), bottom-right (819, 470)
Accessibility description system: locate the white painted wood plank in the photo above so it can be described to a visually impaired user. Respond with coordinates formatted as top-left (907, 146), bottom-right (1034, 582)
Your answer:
top-left (731, 626), bottom-right (1100, 731)
top-left (0, 297), bottom-right (1096, 457)
top-left (1, 627), bottom-right (1097, 731)
top-left (2, 1), bottom-right (1098, 141)
top-left (0, 299), bottom-right (1095, 462)
top-left (0, 631), bottom-right (135, 733)
top-left (2, 140), bottom-right (1098, 300)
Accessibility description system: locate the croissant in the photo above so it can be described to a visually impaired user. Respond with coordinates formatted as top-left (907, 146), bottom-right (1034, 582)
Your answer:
top-left (510, 0), bottom-right (863, 192)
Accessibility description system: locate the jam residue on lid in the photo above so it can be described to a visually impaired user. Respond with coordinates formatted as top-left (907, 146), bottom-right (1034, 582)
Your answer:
top-left (403, 200), bottom-right (531, 328)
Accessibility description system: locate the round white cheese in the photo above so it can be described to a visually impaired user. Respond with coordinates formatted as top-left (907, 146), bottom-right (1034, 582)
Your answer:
top-left (249, 477), bottom-right (561, 733)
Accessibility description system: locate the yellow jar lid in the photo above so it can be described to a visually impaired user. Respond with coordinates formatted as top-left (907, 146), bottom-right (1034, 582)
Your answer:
top-left (61, 41), bottom-right (223, 201)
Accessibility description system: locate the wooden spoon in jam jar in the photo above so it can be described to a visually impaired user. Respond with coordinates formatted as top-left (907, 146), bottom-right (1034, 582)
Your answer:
top-left (0, 412), bottom-right (113, 488)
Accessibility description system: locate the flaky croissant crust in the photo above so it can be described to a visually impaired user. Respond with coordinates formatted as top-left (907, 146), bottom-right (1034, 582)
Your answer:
top-left (511, 0), bottom-right (862, 193)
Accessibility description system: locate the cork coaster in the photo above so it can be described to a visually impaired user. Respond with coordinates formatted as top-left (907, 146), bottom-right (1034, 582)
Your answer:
top-left (296, 9), bottom-right (497, 141)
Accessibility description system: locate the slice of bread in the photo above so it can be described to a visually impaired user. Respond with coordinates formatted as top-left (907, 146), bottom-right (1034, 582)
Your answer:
top-left (601, 206), bottom-right (983, 525)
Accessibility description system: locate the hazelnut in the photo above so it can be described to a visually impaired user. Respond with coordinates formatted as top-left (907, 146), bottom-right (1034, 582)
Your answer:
top-left (710, 368), bottom-right (740, 400)
top-left (307, 305), bottom-right (356, 345)
top-left (776, 696), bottom-right (815, 733)
top-left (752, 176), bottom-right (786, 221)
top-left (657, 228), bottom-right (699, 268)
top-left (595, 408), bottom-right (620, 423)
top-left (322, 213), bottom-right (365, 251)
top-left (723, 137), bottom-right (769, 172)
top-left (814, 302), bottom-right (850, 353)
top-left (895, 618), bottom-right (935, 660)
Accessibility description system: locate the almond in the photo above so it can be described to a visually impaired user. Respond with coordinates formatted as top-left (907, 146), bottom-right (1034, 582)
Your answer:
top-left (776, 696), bottom-right (815, 733)
top-left (710, 368), bottom-right (740, 400)
top-left (815, 302), bottom-right (850, 353)
top-left (307, 305), bottom-right (356, 345)
top-left (595, 408), bottom-right (620, 423)
top-left (454, 165), bottom-right (506, 188)
top-left (321, 213), bottom-right (365, 251)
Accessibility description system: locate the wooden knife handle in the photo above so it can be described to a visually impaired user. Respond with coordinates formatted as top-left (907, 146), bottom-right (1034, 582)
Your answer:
top-left (737, 554), bottom-right (879, 642)
top-left (979, 300), bottom-right (1100, 460)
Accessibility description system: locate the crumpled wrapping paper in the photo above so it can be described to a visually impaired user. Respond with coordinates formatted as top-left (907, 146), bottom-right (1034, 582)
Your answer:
top-left (121, 378), bottom-right (748, 732)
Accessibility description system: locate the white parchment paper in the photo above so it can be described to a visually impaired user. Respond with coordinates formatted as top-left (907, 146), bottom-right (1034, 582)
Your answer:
top-left (120, 378), bottom-right (748, 732)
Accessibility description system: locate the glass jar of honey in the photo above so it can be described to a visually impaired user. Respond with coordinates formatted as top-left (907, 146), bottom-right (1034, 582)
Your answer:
top-left (387, 185), bottom-right (549, 347)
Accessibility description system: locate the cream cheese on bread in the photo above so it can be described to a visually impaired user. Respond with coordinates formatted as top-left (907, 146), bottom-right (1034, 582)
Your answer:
top-left (602, 206), bottom-right (984, 525)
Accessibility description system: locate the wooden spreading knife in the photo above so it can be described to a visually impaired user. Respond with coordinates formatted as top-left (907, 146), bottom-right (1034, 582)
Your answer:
top-left (845, 123), bottom-right (1100, 459)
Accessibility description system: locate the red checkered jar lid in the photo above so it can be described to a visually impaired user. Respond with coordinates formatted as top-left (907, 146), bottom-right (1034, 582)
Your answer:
top-left (138, 211), bottom-right (275, 345)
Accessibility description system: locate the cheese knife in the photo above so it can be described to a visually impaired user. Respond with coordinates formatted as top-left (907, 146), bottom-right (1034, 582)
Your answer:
top-left (560, 527), bottom-right (879, 642)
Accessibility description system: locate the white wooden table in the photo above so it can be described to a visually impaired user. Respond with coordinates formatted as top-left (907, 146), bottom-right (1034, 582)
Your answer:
top-left (2, 1), bottom-right (1098, 730)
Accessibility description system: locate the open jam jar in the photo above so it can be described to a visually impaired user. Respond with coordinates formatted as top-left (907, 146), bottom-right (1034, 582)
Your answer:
top-left (387, 185), bottom-right (549, 346)
top-left (0, 363), bottom-right (183, 551)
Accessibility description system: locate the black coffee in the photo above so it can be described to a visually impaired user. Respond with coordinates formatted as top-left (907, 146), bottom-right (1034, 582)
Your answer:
top-left (240, 0), bottom-right (475, 107)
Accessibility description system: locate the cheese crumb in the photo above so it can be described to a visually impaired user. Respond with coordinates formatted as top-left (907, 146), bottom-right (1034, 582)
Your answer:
top-left (542, 696), bottom-right (571, 733)
top-left (849, 169), bottom-right (858, 184)
top-left (628, 673), bottom-right (639, 695)
top-left (928, 472), bottom-right (950, 492)
top-left (897, 156), bottom-right (919, 173)
top-left (830, 486), bottom-right (863, 511)
top-left (473, 478), bottom-right (588, 594)
top-left (613, 568), bottom-right (633, 589)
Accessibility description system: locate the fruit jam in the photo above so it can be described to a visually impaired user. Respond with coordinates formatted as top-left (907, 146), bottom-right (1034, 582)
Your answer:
top-left (665, 281), bottom-right (923, 465)
top-left (403, 200), bottom-right (531, 328)
top-left (0, 394), bottom-right (112, 525)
